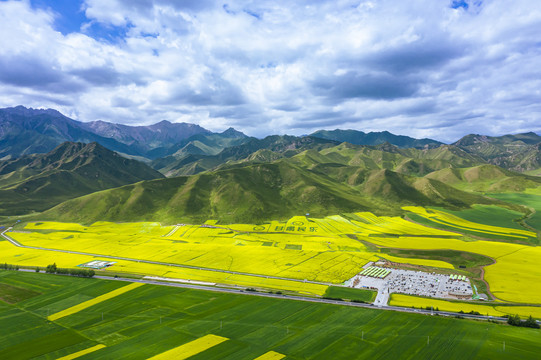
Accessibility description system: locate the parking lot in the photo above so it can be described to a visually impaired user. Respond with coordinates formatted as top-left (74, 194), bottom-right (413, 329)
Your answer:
top-left (346, 263), bottom-right (473, 306)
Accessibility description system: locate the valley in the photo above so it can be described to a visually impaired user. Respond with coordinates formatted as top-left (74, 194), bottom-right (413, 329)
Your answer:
top-left (1, 107), bottom-right (541, 358)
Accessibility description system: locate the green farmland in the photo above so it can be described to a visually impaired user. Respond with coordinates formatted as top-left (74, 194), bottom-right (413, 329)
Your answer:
top-left (0, 271), bottom-right (540, 359)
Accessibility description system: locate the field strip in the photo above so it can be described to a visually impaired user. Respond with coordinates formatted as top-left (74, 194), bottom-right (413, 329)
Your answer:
top-left (48, 282), bottom-right (144, 321)
top-left (1, 228), bottom-right (334, 286)
top-left (148, 334), bottom-right (228, 359)
top-left (254, 350), bottom-right (286, 360)
top-left (55, 344), bottom-right (106, 360)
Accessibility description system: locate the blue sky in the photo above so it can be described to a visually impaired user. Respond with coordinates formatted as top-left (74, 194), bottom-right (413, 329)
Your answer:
top-left (0, 0), bottom-right (540, 141)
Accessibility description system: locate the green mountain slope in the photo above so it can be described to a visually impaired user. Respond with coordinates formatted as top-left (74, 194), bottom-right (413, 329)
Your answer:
top-left (425, 164), bottom-right (541, 192)
top-left (41, 158), bottom-right (497, 224)
top-left (146, 127), bottom-right (251, 159)
top-left (0, 142), bottom-right (164, 215)
top-left (151, 135), bottom-right (340, 177)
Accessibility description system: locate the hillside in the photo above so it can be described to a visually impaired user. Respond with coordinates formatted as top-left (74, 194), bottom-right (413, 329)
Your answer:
top-left (151, 135), bottom-right (340, 176)
top-left (146, 127), bottom-right (251, 159)
top-left (453, 132), bottom-right (541, 172)
top-left (42, 159), bottom-right (497, 224)
top-left (0, 142), bottom-right (164, 215)
top-left (425, 164), bottom-right (541, 192)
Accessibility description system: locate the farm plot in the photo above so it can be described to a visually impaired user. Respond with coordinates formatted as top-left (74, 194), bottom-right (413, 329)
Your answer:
top-left (2, 271), bottom-right (541, 360)
top-left (404, 206), bottom-right (536, 241)
top-left (6, 208), bottom-right (541, 304)
top-left (389, 294), bottom-right (541, 319)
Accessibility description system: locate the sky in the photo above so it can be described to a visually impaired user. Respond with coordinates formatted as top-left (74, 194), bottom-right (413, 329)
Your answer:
top-left (0, 0), bottom-right (540, 142)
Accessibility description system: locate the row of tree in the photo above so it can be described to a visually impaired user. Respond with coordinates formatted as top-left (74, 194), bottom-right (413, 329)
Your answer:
top-left (507, 314), bottom-right (540, 328)
top-left (0, 263), bottom-right (19, 270)
top-left (45, 263), bottom-right (95, 278)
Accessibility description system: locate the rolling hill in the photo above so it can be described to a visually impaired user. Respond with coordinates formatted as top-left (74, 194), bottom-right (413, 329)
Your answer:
top-left (42, 158), bottom-right (499, 224)
top-left (0, 142), bottom-right (164, 215)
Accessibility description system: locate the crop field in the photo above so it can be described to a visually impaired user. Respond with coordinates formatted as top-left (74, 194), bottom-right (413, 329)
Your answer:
top-left (429, 205), bottom-right (529, 231)
top-left (4, 207), bottom-right (541, 305)
top-left (1, 271), bottom-right (541, 360)
top-left (8, 213), bottom-right (465, 285)
top-left (490, 192), bottom-right (541, 231)
top-left (389, 294), bottom-right (541, 319)
top-left (48, 283), bottom-right (144, 321)
top-left (404, 206), bottom-right (536, 241)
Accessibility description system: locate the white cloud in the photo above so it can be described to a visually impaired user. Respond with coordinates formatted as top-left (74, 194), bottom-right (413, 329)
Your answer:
top-left (0, 0), bottom-right (541, 142)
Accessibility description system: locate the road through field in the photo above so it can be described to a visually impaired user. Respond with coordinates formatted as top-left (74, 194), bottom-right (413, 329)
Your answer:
top-left (0, 227), bottom-right (334, 286)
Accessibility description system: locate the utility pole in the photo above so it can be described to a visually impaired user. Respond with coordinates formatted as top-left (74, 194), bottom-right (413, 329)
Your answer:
top-left (503, 341), bottom-right (505, 352)
top-left (427, 336), bottom-right (429, 345)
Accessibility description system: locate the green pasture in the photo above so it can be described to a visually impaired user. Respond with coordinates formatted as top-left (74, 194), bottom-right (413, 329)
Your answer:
top-left (489, 193), bottom-right (541, 232)
top-left (0, 271), bottom-right (540, 359)
top-left (407, 205), bottom-right (537, 244)
top-left (324, 286), bottom-right (376, 302)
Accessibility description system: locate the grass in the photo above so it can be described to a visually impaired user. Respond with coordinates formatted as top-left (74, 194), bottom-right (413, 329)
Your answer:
top-left (437, 205), bottom-right (528, 231)
top-left (378, 248), bottom-right (493, 270)
top-left (490, 192), bottom-right (541, 231)
top-left (0, 283), bottom-right (41, 304)
top-left (405, 206), bottom-right (537, 244)
top-left (1, 271), bottom-right (541, 359)
top-left (323, 286), bottom-right (376, 302)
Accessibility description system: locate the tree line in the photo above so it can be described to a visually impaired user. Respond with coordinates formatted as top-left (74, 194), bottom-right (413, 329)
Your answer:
top-left (507, 314), bottom-right (540, 329)
top-left (0, 263), bottom-right (20, 270)
top-left (45, 263), bottom-right (95, 278)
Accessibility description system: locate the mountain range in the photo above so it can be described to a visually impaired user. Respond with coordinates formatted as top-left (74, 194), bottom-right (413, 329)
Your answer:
top-left (0, 141), bottom-right (163, 215)
top-left (1, 105), bottom-right (541, 224)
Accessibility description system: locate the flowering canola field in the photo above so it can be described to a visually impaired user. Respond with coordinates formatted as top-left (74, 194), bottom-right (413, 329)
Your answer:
top-left (148, 334), bottom-right (228, 360)
top-left (4, 208), bottom-right (540, 304)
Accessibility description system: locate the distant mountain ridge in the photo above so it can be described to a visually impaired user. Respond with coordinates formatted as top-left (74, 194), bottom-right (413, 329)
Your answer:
top-left (0, 141), bottom-right (164, 215)
top-left (453, 132), bottom-right (541, 172)
top-left (310, 129), bottom-right (443, 149)
top-left (0, 106), bottom-right (241, 159)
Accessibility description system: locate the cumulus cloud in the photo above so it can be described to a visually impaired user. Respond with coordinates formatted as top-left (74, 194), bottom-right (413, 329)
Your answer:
top-left (0, 0), bottom-right (540, 142)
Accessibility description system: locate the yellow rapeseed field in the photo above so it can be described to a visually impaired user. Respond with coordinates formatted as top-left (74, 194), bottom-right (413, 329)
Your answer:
top-left (390, 294), bottom-right (541, 319)
top-left (254, 351), bottom-right (286, 360)
top-left (148, 334), bottom-right (228, 360)
top-left (48, 282), bottom-right (144, 321)
top-left (389, 294), bottom-right (502, 316)
top-left (5, 208), bottom-right (539, 304)
top-left (56, 344), bottom-right (106, 360)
